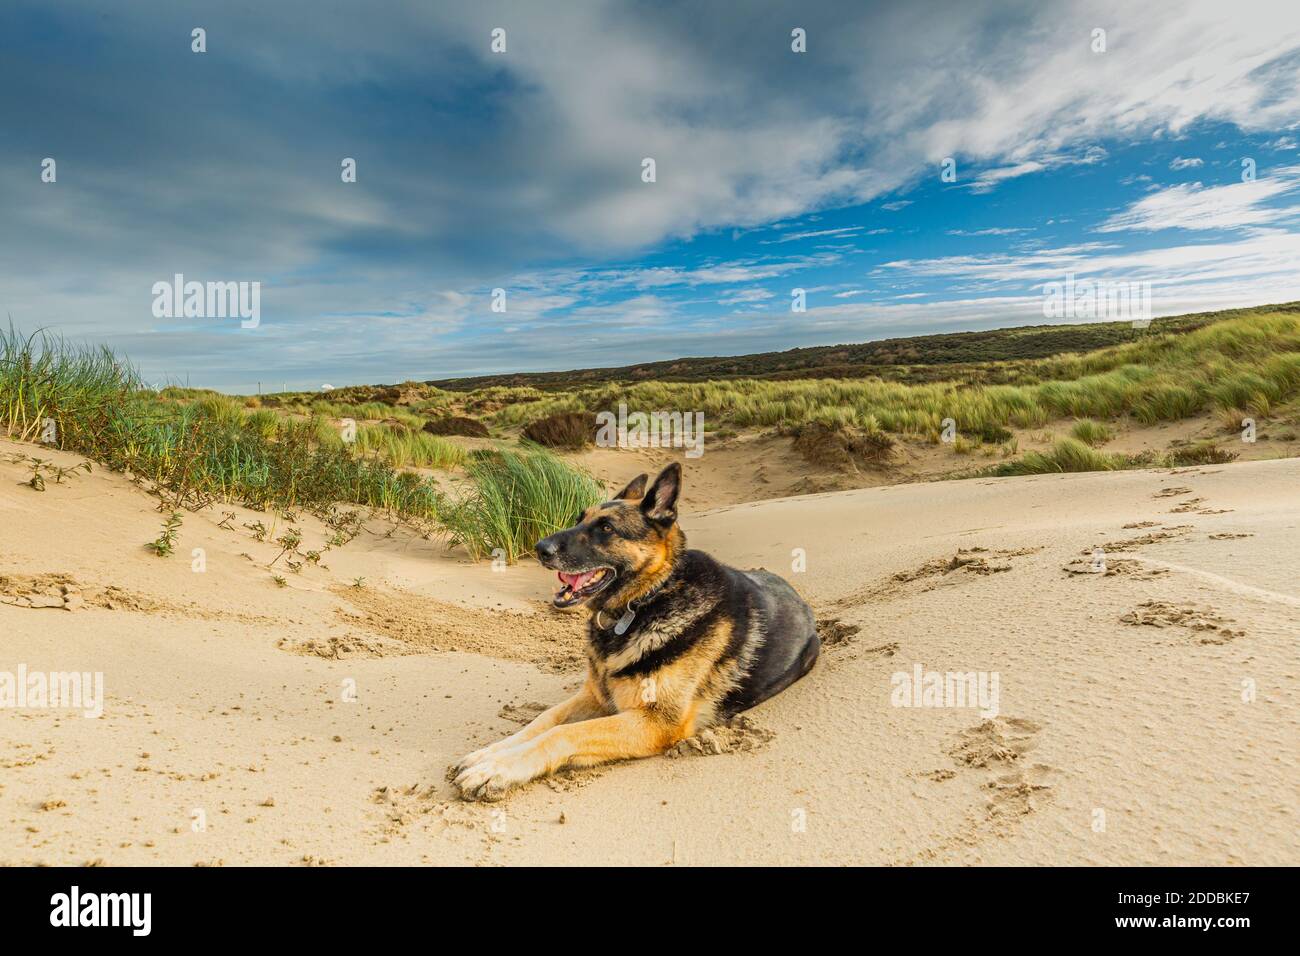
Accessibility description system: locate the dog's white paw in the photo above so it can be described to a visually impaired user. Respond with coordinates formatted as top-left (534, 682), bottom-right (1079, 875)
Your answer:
top-left (450, 745), bottom-right (492, 777)
top-left (450, 731), bottom-right (524, 777)
top-left (454, 749), bottom-right (536, 802)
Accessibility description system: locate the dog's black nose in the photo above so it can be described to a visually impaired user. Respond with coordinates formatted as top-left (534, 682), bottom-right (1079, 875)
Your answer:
top-left (536, 536), bottom-right (561, 561)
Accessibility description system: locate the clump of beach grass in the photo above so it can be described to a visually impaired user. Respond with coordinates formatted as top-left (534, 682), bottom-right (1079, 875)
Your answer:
top-left (989, 438), bottom-right (1149, 476)
top-left (1069, 419), bottom-right (1114, 446)
top-left (437, 446), bottom-right (605, 562)
top-left (351, 422), bottom-right (466, 469)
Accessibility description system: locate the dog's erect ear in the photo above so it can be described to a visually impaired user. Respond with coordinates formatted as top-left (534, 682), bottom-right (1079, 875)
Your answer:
top-left (641, 463), bottom-right (681, 524)
top-left (612, 473), bottom-right (648, 502)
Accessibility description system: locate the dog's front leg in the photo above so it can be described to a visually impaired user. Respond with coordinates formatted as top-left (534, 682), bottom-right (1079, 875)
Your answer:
top-left (451, 679), bottom-right (606, 776)
top-left (455, 709), bottom-right (683, 801)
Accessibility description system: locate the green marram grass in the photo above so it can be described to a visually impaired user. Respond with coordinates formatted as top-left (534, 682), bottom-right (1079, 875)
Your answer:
top-left (1069, 418), bottom-right (1113, 446)
top-left (990, 438), bottom-right (1141, 475)
top-left (438, 446), bottom-right (605, 562)
top-left (352, 421), bottom-right (466, 469)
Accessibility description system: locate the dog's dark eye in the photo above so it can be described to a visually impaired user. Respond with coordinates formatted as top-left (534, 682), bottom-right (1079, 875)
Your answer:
top-left (598, 520), bottom-right (615, 535)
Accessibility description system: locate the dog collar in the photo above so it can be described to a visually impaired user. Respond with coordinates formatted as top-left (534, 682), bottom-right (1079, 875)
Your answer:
top-left (595, 579), bottom-right (668, 635)
top-left (595, 605), bottom-right (638, 636)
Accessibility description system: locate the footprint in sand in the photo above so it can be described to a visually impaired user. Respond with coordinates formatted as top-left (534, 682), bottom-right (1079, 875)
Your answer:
top-left (0, 573), bottom-right (143, 612)
top-left (946, 717), bottom-right (1055, 820)
top-left (370, 783), bottom-right (490, 843)
top-left (832, 546), bottom-right (1040, 608)
top-left (497, 701), bottom-right (548, 725)
top-left (816, 617), bottom-right (861, 647)
top-left (1168, 496), bottom-right (1233, 515)
top-left (985, 763), bottom-right (1056, 819)
top-left (1153, 486), bottom-right (1193, 498)
top-left (1063, 557), bottom-right (1169, 579)
top-left (1120, 601), bottom-right (1244, 644)
top-left (947, 716), bottom-right (1042, 769)
top-left (910, 717), bottom-right (1054, 861)
top-left (814, 617), bottom-right (900, 659)
top-left (1084, 525), bottom-right (1192, 554)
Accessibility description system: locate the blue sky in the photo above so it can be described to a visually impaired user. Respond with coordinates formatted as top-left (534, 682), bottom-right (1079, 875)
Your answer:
top-left (4, 1), bottom-right (1300, 392)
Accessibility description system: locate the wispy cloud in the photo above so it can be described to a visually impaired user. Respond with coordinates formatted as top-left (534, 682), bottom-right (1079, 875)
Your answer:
top-left (718, 288), bottom-right (776, 305)
top-left (946, 227), bottom-right (1032, 237)
top-left (1098, 166), bottom-right (1300, 232)
top-left (761, 226), bottom-right (864, 244)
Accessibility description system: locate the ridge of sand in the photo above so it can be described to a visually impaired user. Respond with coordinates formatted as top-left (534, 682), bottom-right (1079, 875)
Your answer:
top-left (2, 437), bottom-right (1297, 865)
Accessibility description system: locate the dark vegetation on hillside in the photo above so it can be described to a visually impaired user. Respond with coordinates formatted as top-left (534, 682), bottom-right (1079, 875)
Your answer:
top-left (423, 415), bottom-right (490, 438)
top-left (424, 304), bottom-right (1296, 392)
top-left (521, 411), bottom-right (597, 449)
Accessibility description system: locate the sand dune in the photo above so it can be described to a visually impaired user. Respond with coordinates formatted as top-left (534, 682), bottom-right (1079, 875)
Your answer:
top-left (1, 437), bottom-right (1296, 865)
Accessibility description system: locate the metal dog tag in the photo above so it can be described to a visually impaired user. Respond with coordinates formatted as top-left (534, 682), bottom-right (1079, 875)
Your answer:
top-left (614, 607), bottom-right (636, 635)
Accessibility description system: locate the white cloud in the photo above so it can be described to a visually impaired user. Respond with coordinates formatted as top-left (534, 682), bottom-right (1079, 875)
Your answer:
top-left (947, 227), bottom-right (1032, 236)
top-left (718, 288), bottom-right (775, 305)
top-left (1098, 166), bottom-right (1300, 232)
top-left (761, 226), bottom-right (864, 244)
top-left (1170, 156), bottom-right (1204, 169)
top-left (877, 230), bottom-right (1300, 298)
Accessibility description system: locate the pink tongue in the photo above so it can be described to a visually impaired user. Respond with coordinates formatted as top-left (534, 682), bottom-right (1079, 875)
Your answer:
top-left (559, 570), bottom-right (596, 589)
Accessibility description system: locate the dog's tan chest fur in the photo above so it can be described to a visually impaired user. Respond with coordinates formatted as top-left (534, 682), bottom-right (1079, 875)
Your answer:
top-left (589, 614), bottom-right (746, 737)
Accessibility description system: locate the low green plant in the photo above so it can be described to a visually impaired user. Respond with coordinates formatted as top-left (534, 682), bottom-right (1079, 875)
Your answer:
top-left (148, 512), bottom-right (183, 556)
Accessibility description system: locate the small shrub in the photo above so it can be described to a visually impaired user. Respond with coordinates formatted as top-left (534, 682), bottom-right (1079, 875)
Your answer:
top-left (148, 512), bottom-right (183, 556)
top-left (1164, 443), bottom-right (1239, 466)
top-left (975, 423), bottom-right (1014, 444)
top-left (423, 415), bottom-right (489, 438)
top-left (521, 411), bottom-right (597, 449)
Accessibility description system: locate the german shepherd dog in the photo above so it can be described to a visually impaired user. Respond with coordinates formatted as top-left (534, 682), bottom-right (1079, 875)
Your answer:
top-left (452, 463), bottom-right (819, 801)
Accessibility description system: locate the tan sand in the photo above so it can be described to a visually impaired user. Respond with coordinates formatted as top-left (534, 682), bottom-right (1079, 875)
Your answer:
top-left (1, 437), bottom-right (1296, 865)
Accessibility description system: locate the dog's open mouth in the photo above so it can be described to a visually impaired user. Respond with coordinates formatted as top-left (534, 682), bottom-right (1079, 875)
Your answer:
top-left (553, 567), bottom-right (615, 608)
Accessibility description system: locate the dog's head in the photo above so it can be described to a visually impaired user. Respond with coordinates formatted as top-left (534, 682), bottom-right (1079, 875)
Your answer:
top-left (536, 463), bottom-right (683, 610)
